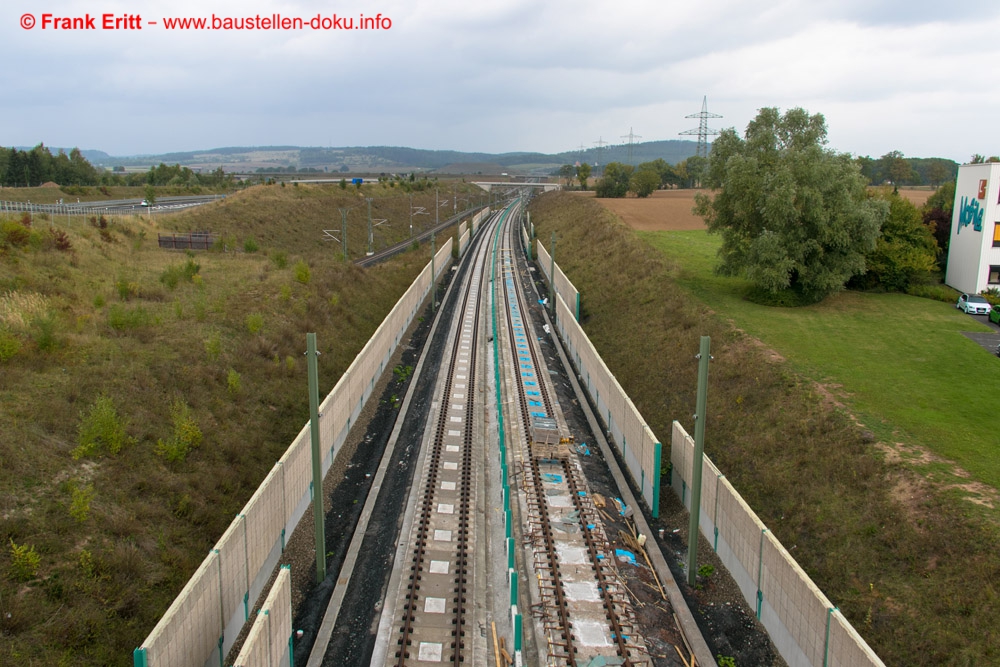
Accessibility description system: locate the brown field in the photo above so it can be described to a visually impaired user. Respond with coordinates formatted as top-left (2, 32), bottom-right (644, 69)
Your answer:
top-left (896, 187), bottom-right (934, 207)
top-left (591, 189), bottom-right (706, 231)
top-left (594, 186), bottom-right (937, 231)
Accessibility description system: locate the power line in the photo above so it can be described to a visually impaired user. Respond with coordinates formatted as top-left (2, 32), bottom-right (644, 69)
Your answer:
top-left (620, 127), bottom-right (642, 165)
top-left (679, 96), bottom-right (723, 159)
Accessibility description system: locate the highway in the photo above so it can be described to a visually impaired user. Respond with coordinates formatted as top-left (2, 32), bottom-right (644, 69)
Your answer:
top-left (0, 193), bottom-right (224, 217)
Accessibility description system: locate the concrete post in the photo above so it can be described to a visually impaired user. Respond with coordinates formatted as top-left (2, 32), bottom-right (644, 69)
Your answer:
top-left (307, 333), bottom-right (327, 583)
top-left (687, 336), bottom-right (711, 586)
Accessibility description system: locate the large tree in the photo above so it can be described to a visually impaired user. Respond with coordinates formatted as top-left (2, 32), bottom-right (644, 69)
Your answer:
top-left (694, 107), bottom-right (887, 302)
top-left (576, 163), bottom-right (591, 191)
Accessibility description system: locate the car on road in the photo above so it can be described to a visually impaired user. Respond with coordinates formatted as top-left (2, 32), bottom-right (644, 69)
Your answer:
top-left (991, 305), bottom-right (1000, 325)
top-left (957, 293), bottom-right (992, 315)
top-left (140, 199), bottom-right (151, 207)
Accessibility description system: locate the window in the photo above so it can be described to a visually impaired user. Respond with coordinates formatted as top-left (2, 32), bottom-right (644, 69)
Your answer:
top-left (994, 223), bottom-right (1000, 248)
top-left (990, 266), bottom-right (1000, 285)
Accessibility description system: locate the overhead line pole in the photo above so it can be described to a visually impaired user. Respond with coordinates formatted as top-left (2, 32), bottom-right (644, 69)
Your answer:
top-left (687, 336), bottom-right (711, 586)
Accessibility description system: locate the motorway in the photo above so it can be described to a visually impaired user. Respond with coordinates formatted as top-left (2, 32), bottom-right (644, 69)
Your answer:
top-left (0, 193), bottom-right (224, 217)
top-left (301, 199), bottom-right (705, 666)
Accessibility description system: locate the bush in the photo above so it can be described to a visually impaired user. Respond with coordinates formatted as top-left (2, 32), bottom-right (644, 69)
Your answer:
top-left (271, 251), bottom-right (288, 269)
top-left (293, 260), bottom-right (311, 284)
top-left (73, 395), bottom-right (133, 458)
top-left (48, 227), bottom-right (72, 252)
top-left (107, 304), bottom-right (150, 330)
top-left (8, 539), bottom-right (40, 582)
top-left (245, 312), bottom-right (264, 334)
top-left (159, 259), bottom-right (199, 290)
top-left (69, 483), bottom-right (95, 523)
top-left (155, 399), bottom-right (203, 462)
top-left (0, 332), bottom-right (21, 361)
top-left (31, 314), bottom-right (59, 351)
top-left (243, 237), bottom-right (259, 253)
top-left (0, 221), bottom-right (31, 249)
top-left (204, 331), bottom-right (222, 360)
top-left (226, 368), bottom-right (241, 394)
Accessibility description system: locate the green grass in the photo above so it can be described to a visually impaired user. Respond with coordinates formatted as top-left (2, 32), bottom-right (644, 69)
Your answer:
top-left (642, 229), bottom-right (1000, 490)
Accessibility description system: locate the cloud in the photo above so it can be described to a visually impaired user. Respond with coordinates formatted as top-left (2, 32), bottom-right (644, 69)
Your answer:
top-left (2, 0), bottom-right (998, 160)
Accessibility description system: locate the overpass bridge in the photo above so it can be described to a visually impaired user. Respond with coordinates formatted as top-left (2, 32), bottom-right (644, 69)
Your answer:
top-left (472, 181), bottom-right (559, 192)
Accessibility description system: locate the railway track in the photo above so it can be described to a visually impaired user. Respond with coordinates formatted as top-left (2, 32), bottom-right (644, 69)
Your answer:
top-left (496, 217), bottom-right (648, 666)
top-left (308, 198), bottom-right (697, 666)
top-left (384, 209), bottom-right (494, 665)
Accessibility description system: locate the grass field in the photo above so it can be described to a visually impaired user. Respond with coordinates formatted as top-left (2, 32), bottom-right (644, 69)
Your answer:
top-left (529, 191), bottom-right (1000, 666)
top-left (642, 229), bottom-right (1000, 498)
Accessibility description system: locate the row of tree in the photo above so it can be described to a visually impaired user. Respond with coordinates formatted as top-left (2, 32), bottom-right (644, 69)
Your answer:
top-left (0, 145), bottom-right (101, 187)
top-left (0, 144), bottom-right (235, 189)
top-left (560, 156), bottom-right (709, 196)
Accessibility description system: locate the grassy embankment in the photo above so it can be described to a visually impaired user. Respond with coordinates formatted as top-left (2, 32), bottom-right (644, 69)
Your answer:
top-left (528, 191), bottom-right (998, 667)
top-left (0, 182), bottom-right (474, 666)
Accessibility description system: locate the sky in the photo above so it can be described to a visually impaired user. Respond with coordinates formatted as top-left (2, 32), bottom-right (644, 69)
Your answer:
top-left (3, 0), bottom-right (999, 161)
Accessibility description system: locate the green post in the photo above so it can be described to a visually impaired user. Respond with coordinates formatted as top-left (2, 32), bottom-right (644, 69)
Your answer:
top-left (307, 333), bottom-right (327, 583)
top-left (366, 198), bottom-right (374, 256)
top-left (339, 208), bottom-right (349, 261)
top-left (132, 648), bottom-right (148, 667)
top-left (549, 232), bottom-right (556, 317)
top-left (686, 336), bottom-right (711, 586)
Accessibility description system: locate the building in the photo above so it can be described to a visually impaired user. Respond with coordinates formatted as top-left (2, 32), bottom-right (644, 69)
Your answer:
top-left (945, 162), bottom-right (1000, 295)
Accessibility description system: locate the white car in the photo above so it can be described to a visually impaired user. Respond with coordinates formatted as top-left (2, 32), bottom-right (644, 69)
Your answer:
top-left (956, 293), bottom-right (991, 315)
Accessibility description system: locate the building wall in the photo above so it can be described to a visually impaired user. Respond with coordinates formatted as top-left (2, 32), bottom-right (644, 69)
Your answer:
top-left (945, 163), bottom-right (1000, 295)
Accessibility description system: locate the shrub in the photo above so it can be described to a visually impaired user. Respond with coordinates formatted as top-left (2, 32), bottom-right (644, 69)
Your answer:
top-left (107, 304), bottom-right (150, 330)
top-left (115, 276), bottom-right (138, 301)
top-left (245, 312), bottom-right (264, 334)
top-left (243, 237), bottom-right (259, 253)
top-left (69, 483), bottom-right (95, 522)
top-left (48, 227), bottom-right (73, 252)
top-left (204, 331), bottom-right (222, 360)
top-left (271, 251), bottom-right (288, 269)
top-left (31, 314), bottom-right (59, 351)
top-left (0, 332), bottom-right (21, 361)
top-left (0, 221), bottom-right (31, 249)
top-left (155, 399), bottom-right (203, 462)
top-left (73, 395), bottom-right (133, 458)
top-left (226, 368), bottom-right (241, 394)
top-left (8, 539), bottom-right (40, 582)
top-left (293, 260), bottom-right (311, 284)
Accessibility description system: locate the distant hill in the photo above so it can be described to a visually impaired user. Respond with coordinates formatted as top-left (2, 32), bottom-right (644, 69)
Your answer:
top-left (78, 141), bottom-right (704, 175)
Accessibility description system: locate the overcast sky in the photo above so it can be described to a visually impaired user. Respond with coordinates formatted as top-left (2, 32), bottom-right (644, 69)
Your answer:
top-left (3, 0), bottom-right (999, 161)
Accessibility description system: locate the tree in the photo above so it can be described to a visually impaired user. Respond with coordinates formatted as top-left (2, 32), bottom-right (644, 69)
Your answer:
top-left (576, 163), bottom-right (591, 190)
top-left (878, 150), bottom-right (915, 187)
top-left (694, 107), bottom-right (887, 302)
top-left (143, 184), bottom-right (156, 206)
top-left (923, 179), bottom-right (956, 271)
top-left (559, 164), bottom-right (575, 187)
top-left (630, 167), bottom-right (659, 198)
top-left (850, 191), bottom-right (937, 292)
top-left (595, 162), bottom-right (632, 198)
top-left (926, 161), bottom-right (950, 187)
